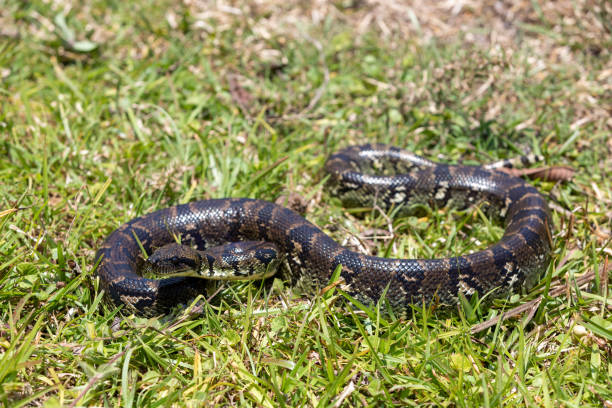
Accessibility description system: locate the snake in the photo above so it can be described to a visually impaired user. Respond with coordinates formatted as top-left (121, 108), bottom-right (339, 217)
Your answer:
top-left (95, 144), bottom-right (553, 316)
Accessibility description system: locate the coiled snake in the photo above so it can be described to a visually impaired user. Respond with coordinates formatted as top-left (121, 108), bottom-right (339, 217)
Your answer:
top-left (95, 144), bottom-right (553, 316)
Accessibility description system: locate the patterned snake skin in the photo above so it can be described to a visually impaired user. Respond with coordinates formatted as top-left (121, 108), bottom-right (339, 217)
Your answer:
top-left (95, 144), bottom-right (553, 316)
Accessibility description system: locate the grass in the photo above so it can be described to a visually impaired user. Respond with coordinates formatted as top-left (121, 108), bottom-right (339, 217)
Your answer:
top-left (1, 0), bottom-right (611, 406)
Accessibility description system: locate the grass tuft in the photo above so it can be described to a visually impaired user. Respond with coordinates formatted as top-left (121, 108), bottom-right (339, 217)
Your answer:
top-left (1, 0), bottom-right (610, 406)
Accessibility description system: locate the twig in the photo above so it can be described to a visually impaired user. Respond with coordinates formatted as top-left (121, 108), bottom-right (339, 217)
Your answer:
top-left (332, 378), bottom-right (356, 408)
top-left (547, 201), bottom-right (575, 219)
top-left (68, 347), bottom-right (128, 408)
top-left (494, 165), bottom-right (576, 182)
top-left (471, 298), bottom-right (543, 334)
top-left (372, 203), bottom-right (397, 253)
top-left (471, 266), bottom-right (604, 334)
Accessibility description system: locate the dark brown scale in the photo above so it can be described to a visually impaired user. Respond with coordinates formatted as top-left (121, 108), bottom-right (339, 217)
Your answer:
top-left (95, 144), bottom-right (553, 316)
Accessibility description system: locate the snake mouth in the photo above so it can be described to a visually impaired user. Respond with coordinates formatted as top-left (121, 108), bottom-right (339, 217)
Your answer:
top-left (141, 263), bottom-right (198, 279)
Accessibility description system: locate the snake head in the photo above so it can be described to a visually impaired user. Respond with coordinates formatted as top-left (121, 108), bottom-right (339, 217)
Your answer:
top-left (144, 243), bottom-right (202, 277)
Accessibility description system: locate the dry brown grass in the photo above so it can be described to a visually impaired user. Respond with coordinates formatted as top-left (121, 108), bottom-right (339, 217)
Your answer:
top-left (181, 0), bottom-right (611, 132)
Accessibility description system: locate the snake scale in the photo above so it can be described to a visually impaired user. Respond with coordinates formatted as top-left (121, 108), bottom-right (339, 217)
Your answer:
top-left (95, 144), bottom-right (553, 316)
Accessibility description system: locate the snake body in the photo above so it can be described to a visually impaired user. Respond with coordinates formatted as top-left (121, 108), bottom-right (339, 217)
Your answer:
top-left (95, 144), bottom-right (553, 316)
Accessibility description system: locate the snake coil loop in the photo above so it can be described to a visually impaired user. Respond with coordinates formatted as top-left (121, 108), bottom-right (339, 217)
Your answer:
top-left (95, 144), bottom-right (553, 316)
